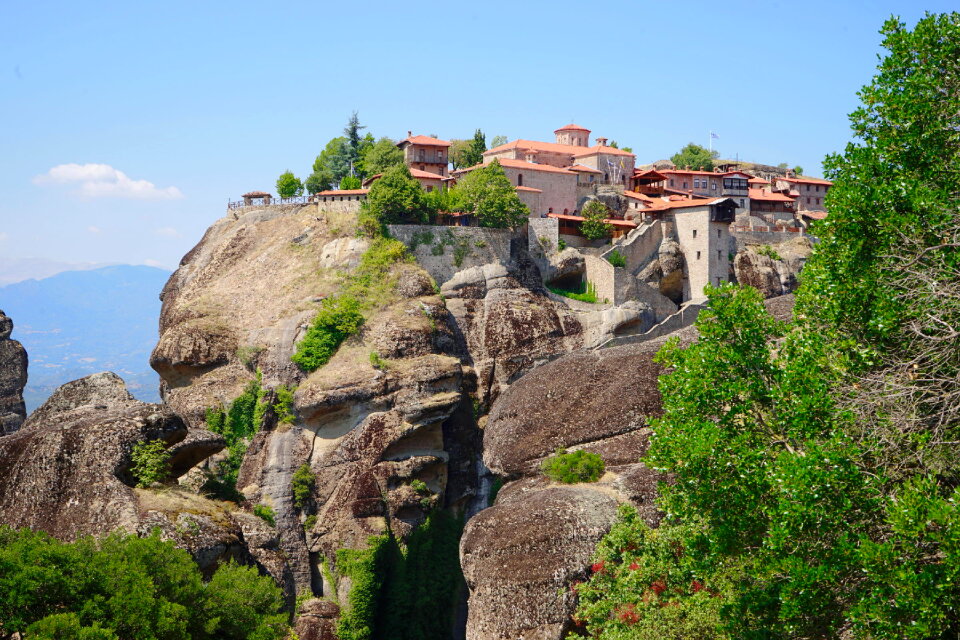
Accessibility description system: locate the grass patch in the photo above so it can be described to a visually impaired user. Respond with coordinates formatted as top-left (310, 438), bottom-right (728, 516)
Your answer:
top-left (756, 244), bottom-right (782, 261)
top-left (292, 463), bottom-right (316, 510)
top-left (548, 281), bottom-right (599, 304)
top-left (253, 503), bottom-right (276, 526)
top-left (541, 449), bottom-right (605, 484)
top-left (291, 296), bottom-right (365, 373)
top-left (606, 249), bottom-right (627, 268)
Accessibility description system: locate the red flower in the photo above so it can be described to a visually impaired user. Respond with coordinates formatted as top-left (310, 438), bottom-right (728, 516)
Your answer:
top-left (616, 603), bottom-right (639, 624)
top-left (691, 579), bottom-right (704, 593)
top-left (591, 561), bottom-right (605, 574)
top-left (629, 562), bottom-right (640, 570)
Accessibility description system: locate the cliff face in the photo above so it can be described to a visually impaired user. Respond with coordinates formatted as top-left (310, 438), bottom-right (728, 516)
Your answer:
top-left (0, 310), bottom-right (27, 436)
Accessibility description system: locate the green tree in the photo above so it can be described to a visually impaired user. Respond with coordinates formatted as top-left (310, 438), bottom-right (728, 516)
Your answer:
top-left (292, 463), bottom-right (316, 509)
top-left (360, 137), bottom-right (403, 176)
top-left (489, 135), bottom-right (508, 148)
top-left (451, 159), bottom-right (528, 228)
top-left (343, 111), bottom-right (366, 176)
top-left (574, 14), bottom-right (960, 638)
top-left (670, 142), bottom-right (718, 170)
top-left (460, 129), bottom-right (486, 168)
top-left (306, 137), bottom-right (351, 193)
top-left (275, 170), bottom-right (303, 198)
top-left (340, 175), bottom-right (362, 190)
top-left (448, 138), bottom-right (473, 169)
top-left (792, 165), bottom-right (804, 175)
top-left (358, 163), bottom-right (430, 235)
top-left (130, 439), bottom-right (171, 487)
top-left (580, 200), bottom-right (612, 240)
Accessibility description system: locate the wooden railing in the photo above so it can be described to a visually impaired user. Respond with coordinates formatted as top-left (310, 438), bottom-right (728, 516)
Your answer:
top-left (227, 195), bottom-right (316, 210)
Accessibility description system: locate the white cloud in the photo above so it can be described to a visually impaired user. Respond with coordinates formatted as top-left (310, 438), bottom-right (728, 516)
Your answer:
top-left (153, 226), bottom-right (180, 238)
top-left (142, 259), bottom-right (166, 268)
top-left (87, 225), bottom-right (102, 234)
top-left (33, 163), bottom-right (183, 200)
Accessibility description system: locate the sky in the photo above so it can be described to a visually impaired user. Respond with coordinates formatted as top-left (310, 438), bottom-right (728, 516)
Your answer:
top-left (0, 0), bottom-right (954, 275)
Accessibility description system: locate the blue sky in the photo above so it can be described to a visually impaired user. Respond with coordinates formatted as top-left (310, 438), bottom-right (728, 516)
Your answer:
top-left (1, 0), bottom-right (953, 274)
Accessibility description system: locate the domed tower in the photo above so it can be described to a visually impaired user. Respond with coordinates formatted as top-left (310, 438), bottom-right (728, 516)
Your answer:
top-left (554, 123), bottom-right (590, 147)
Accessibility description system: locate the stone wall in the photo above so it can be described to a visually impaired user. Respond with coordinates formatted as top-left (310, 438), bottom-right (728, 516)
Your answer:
top-left (584, 255), bottom-right (634, 306)
top-left (0, 310), bottom-right (27, 436)
top-left (388, 225), bottom-right (519, 285)
top-left (500, 165), bottom-right (577, 216)
top-left (671, 209), bottom-right (731, 301)
top-left (317, 194), bottom-right (367, 214)
top-left (600, 220), bottom-right (663, 273)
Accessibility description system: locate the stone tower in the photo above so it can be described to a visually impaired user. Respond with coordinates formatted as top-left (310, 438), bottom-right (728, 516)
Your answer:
top-left (554, 123), bottom-right (590, 147)
top-left (0, 310), bottom-right (28, 436)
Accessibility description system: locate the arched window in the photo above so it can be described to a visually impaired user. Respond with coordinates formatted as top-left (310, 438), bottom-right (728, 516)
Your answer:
top-left (517, 174), bottom-right (523, 187)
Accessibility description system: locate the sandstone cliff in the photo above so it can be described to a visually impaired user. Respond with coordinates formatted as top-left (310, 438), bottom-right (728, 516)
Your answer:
top-left (0, 309), bottom-right (27, 436)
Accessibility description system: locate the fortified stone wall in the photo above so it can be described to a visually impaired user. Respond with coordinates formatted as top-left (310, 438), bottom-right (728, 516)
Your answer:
top-left (388, 225), bottom-right (519, 285)
top-left (317, 195), bottom-right (366, 214)
top-left (601, 220), bottom-right (663, 273)
top-left (584, 255), bottom-right (634, 306)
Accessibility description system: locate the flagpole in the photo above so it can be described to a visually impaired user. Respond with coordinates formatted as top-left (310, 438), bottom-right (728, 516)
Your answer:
top-left (709, 131), bottom-right (713, 154)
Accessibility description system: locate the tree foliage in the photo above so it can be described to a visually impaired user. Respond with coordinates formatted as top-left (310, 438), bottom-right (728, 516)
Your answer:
top-left (306, 137), bottom-right (351, 193)
top-left (291, 295), bottom-right (364, 373)
top-left (0, 527), bottom-right (288, 640)
top-left (275, 170), bottom-right (303, 198)
top-left (357, 164), bottom-right (430, 235)
top-left (451, 159), bottom-right (528, 229)
top-left (541, 449), bottom-right (605, 483)
top-left (580, 200), bottom-right (612, 240)
top-left (670, 142), bottom-right (718, 171)
top-left (573, 14), bottom-right (960, 638)
top-left (130, 439), bottom-right (171, 488)
top-left (360, 137), bottom-right (404, 176)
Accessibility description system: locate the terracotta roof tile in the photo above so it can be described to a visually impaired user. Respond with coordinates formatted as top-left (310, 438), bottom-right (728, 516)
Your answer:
top-left (399, 135), bottom-right (451, 147)
top-left (566, 164), bottom-right (603, 173)
top-left (516, 185), bottom-right (542, 192)
top-left (802, 210), bottom-right (828, 220)
top-left (749, 188), bottom-right (795, 203)
top-left (458, 157), bottom-right (576, 175)
top-left (315, 189), bottom-right (369, 196)
top-left (547, 213), bottom-right (637, 228)
top-left (572, 145), bottom-right (635, 158)
top-left (409, 168), bottom-right (444, 180)
top-left (781, 175), bottom-right (833, 186)
top-left (623, 190), bottom-right (655, 202)
top-left (485, 138), bottom-right (635, 158)
top-left (554, 123), bottom-right (591, 132)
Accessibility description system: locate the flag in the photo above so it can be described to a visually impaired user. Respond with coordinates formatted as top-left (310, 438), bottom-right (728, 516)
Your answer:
top-left (710, 132), bottom-right (720, 139)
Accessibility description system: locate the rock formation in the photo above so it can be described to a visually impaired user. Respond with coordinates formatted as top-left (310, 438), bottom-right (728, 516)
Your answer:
top-left (733, 237), bottom-right (813, 298)
top-left (462, 343), bottom-right (667, 639)
top-left (0, 309), bottom-right (27, 436)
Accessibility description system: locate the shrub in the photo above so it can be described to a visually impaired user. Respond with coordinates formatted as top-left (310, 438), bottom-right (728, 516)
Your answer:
top-left (607, 249), bottom-right (627, 268)
top-left (541, 449), bottom-right (605, 483)
top-left (451, 158), bottom-right (529, 228)
top-left (291, 295), bottom-right (364, 372)
top-left (410, 479), bottom-right (429, 495)
top-left (581, 201), bottom-right (613, 241)
top-left (756, 244), bottom-right (782, 261)
top-left (203, 375), bottom-right (266, 501)
top-left (303, 515), bottom-right (318, 532)
top-left (273, 385), bottom-right (296, 424)
top-left (339, 175), bottom-right (362, 190)
top-left (276, 170), bottom-right (303, 198)
top-left (292, 463), bottom-right (316, 510)
top-left (360, 164), bottom-right (430, 232)
top-left (253, 504), bottom-right (276, 527)
top-left (130, 439), bottom-right (170, 488)
top-left (548, 281), bottom-right (599, 304)
top-left (235, 345), bottom-right (263, 370)
top-left (369, 351), bottom-right (388, 370)
top-left (558, 238), bottom-right (567, 251)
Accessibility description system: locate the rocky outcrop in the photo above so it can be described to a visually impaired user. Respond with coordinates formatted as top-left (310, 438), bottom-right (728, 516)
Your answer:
top-left (0, 372), bottom-right (222, 539)
top-left (441, 262), bottom-right (584, 407)
top-left (637, 239), bottom-right (686, 304)
top-left (733, 237), bottom-right (813, 298)
top-left (462, 343), bottom-right (667, 639)
top-left (0, 310), bottom-right (27, 436)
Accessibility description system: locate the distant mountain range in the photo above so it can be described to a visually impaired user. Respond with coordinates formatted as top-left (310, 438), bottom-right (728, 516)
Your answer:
top-left (0, 265), bottom-right (172, 411)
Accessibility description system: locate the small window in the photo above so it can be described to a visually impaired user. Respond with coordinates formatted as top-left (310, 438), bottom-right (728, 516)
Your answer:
top-left (670, 179), bottom-right (675, 186)
top-left (807, 197), bottom-right (811, 204)
top-left (712, 181), bottom-right (717, 190)
top-left (716, 277), bottom-right (721, 286)
top-left (717, 250), bottom-right (722, 259)
top-left (696, 251), bottom-right (701, 260)
top-left (692, 229), bottom-right (698, 238)
top-left (717, 229), bottom-right (721, 238)
top-left (518, 174), bottom-right (523, 186)
top-left (683, 181), bottom-right (688, 189)
top-left (426, 186), bottom-right (433, 192)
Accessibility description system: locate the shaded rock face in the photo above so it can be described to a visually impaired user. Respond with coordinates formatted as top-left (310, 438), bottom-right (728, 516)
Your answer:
top-left (461, 343), bottom-right (668, 639)
top-left (0, 373), bottom-right (220, 539)
top-left (441, 262), bottom-right (585, 407)
top-left (733, 238), bottom-right (813, 298)
top-left (0, 310), bottom-right (27, 436)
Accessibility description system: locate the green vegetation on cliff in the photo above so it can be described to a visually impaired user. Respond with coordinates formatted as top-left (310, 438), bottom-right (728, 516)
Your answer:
top-left (204, 374), bottom-right (266, 500)
top-left (334, 512), bottom-right (464, 640)
top-left (541, 449), bottom-right (605, 484)
top-left (0, 527), bottom-right (288, 640)
top-left (130, 439), bottom-right (171, 488)
top-left (572, 13), bottom-right (960, 639)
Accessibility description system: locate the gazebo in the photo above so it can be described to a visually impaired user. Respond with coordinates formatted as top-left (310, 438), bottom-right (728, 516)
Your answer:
top-left (241, 191), bottom-right (272, 206)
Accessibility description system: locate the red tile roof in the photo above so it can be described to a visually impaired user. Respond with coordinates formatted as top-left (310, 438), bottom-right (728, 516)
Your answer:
top-left (749, 188), bottom-right (795, 203)
top-left (633, 169), bottom-right (668, 180)
top-left (399, 135), bottom-right (451, 147)
top-left (641, 196), bottom-right (734, 212)
top-left (458, 157), bottom-right (576, 176)
top-left (572, 145), bottom-right (635, 158)
top-left (315, 189), bottom-right (369, 196)
top-left (516, 185), bottom-right (542, 192)
top-left (748, 177), bottom-right (769, 184)
top-left (547, 212), bottom-right (637, 228)
top-left (802, 210), bottom-right (828, 220)
top-left (554, 123), bottom-right (591, 132)
top-left (662, 169), bottom-right (755, 179)
top-left (781, 175), bottom-right (833, 186)
top-left (566, 164), bottom-right (603, 173)
top-left (409, 168), bottom-right (444, 180)
top-left (485, 138), bottom-right (635, 159)
top-left (623, 190), bottom-right (655, 202)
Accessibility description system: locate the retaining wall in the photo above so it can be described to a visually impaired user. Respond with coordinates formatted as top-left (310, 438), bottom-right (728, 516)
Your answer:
top-left (388, 225), bottom-right (519, 285)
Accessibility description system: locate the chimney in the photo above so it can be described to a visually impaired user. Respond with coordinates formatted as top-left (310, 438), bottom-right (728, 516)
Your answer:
top-left (407, 131), bottom-right (412, 138)
top-left (596, 136), bottom-right (608, 146)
